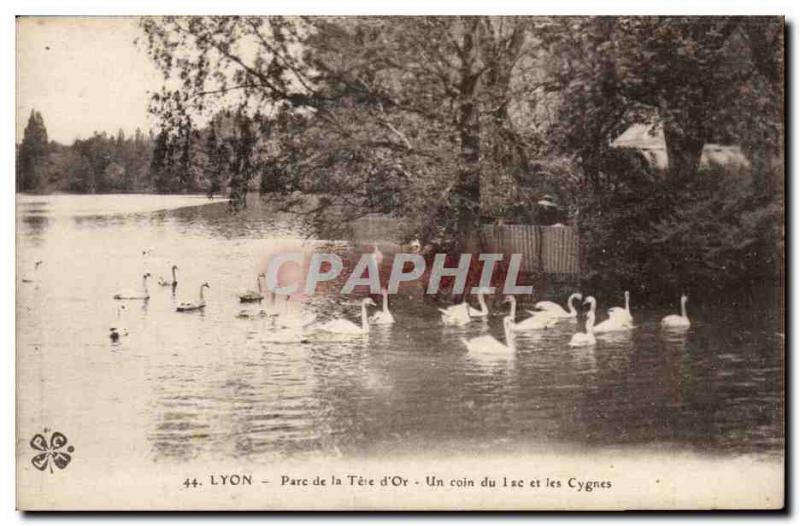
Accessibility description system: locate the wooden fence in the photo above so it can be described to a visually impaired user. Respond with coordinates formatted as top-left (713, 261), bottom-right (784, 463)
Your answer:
top-left (481, 224), bottom-right (580, 275)
top-left (351, 216), bottom-right (580, 276)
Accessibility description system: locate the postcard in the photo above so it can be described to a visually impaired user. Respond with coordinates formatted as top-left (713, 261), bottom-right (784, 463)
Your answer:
top-left (16, 15), bottom-right (784, 510)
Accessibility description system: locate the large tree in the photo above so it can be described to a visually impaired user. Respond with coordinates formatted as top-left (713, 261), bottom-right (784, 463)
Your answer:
top-left (139, 16), bottom-right (545, 249)
top-left (17, 110), bottom-right (49, 192)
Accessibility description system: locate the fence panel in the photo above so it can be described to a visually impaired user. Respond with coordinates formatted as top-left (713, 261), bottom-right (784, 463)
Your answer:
top-left (483, 224), bottom-right (579, 275)
top-left (351, 217), bottom-right (580, 276)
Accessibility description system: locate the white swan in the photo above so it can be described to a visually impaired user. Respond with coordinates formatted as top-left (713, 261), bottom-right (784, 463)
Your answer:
top-left (661, 294), bottom-right (691, 328)
top-left (113, 273), bottom-right (151, 300)
top-left (534, 292), bottom-right (582, 319)
top-left (467, 291), bottom-right (489, 318)
top-left (607, 290), bottom-right (633, 325)
top-left (21, 260), bottom-right (43, 283)
top-left (593, 313), bottom-right (633, 334)
top-left (317, 298), bottom-right (376, 334)
top-left (239, 274), bottom-right (265, 303)
top-left (568, 296), bottom-right (597, 347)
top-left (440, 300), bottom-right (471, 326)
top-left (461, 316), bottom-right (516, 354)
top-left (509, 295), bottom-right (558, 331)
top-left (177, 282), bottom-right (210, 312)
top-left (369, 289), bottom-right (395, 325)
top-left (158, 265), bottom-right (178, 287)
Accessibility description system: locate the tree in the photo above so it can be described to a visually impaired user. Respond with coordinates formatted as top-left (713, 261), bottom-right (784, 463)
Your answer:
top-left (139, 16), bottom-right (546, 250)
top-left (613, 16), bottom-right (783, 181)
top-left (17, 110), bottom-right (49, 192)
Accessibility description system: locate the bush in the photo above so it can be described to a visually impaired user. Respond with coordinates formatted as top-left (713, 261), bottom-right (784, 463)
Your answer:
top-left (578, 163), bottom-right (783, 307)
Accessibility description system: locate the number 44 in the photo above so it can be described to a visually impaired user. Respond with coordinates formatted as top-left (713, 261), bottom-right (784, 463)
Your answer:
top-left (183, 477), bottom-right (200, 488)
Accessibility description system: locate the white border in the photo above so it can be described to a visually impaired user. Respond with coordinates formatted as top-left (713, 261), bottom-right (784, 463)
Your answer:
top-left (2, 1), bottom-right (796, 524)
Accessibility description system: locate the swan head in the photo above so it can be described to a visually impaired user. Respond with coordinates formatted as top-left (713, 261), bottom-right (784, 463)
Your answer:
top-left (172, 265), bottom-right (178, 270)
top-left (503, 295), bottom-right (515, 304)
top-left (410, 239), bottom-right (421, 253)
top-left (681, 293), bottom-right (688, 303)
top-left (583, 296), bottom-right (596, 308)
top-left (201, 282), bottom-right (210, 289)
top-left (35, 260), bottom-right (43, 268)
top-left (143, 273), bottom-right (151, 280)
top-left (363, 298), bottom-right (377, 307)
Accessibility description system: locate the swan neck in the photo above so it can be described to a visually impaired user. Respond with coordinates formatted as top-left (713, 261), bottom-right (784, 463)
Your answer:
top-left (504, 319), bottom-right (515, 351)
top-left (586, 312), bottom-right (596, 335)
top-left (142, 276), bottom-right (149, 295)
top-left (200, 285), bottom-right (205, 302)
top-left (509, 298), bottom-right (516, 320)
top-left (478, 293), bottom-right (487, 314)
top-left (625, 292), bottom-right (630, 312)
top-left (172, 267), bottom-right (177, 281)
top-left (361, 302), bottom-right (369, 332)
top-left (568, 294), bottom-right (577, 315)
top-left (382, 291), bottom-right (389, 312)
top-left (681, 297), bottom-right (687, 318)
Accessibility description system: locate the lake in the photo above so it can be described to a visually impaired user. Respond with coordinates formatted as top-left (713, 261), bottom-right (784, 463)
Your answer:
top-left (16, 194), bottom-right (783, 468)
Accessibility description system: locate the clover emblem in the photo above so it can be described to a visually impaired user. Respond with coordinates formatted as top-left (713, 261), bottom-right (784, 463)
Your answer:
top-left (30, 430), bottom-right (74, 473)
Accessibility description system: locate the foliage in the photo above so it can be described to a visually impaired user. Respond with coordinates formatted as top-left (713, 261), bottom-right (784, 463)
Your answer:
top-left (578, 163), bottom-right (783, 304)
top-left (17, 116), bottom-right (155, 194)
top-left (139, 16), bottom-right (558, 249)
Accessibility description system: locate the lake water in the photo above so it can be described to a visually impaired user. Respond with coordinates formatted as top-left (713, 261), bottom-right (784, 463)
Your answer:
top-left (16, 194), bottom-right (783, 467)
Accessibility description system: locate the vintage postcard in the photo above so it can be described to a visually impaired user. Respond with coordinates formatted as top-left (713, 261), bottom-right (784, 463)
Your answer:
top-left (15, 15), bottom-right (784, 510)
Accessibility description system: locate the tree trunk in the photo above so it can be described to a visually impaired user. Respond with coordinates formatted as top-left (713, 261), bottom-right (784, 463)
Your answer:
top-left (662, 112), bottom-right (706, 180)
top-left (452, 19), bottom-right (483, 253)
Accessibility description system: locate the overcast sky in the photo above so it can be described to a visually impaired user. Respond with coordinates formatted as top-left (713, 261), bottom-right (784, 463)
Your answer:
top-left (16, 17), bottom-right (161, 144)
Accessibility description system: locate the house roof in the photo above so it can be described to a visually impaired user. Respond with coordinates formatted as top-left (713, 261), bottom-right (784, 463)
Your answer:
top-left (611, 123), bottom-right (750, 169)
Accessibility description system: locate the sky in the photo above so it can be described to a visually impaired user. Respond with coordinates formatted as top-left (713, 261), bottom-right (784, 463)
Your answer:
top-left (16, 17), bottom-right (162, 144)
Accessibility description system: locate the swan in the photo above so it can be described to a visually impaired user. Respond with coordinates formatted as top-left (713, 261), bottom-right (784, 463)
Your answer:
top-left (113, 273), bottom-right (151, 300)
top-left (317, 298), bottom-right (376, 334)
top-left (177, 282), bottom-right (210, 312)
top-left (239, 273), bottom-right (265, 303)
top-left (661, 294), bottom-right (691, 328)
top-left (21, 260), bottom-right (43, 283)
top-left (507, 296), bottom-right (558, 331)
top-left (158, 265), bottom-right (178, 287)
top-left (467, 291), bottom-right (489, 318)
top-left (568, 297), bottom-right (597, 347)
top-left (461, 316), bottom-right (516, 354)
top-left (593, 314), bottom-right (633, 334)
top-left (369, 289), bottom-right (395, 325)
top-left (534, 292), bottom-right (582, 319)
top-left (439, 300), bottom-right (471, 326)
top-left (607, 290), bottom-right (633, 325)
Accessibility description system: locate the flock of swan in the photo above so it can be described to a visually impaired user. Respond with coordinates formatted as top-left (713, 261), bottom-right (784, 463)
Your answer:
top-left (106, 260), bottom-right (691, 353)
top-left (457, 291), bottom-right (689, 355)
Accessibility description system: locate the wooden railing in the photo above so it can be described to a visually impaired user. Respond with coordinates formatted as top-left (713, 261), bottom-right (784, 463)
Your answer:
top-left (351, 216), bottom-right (580, 276)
